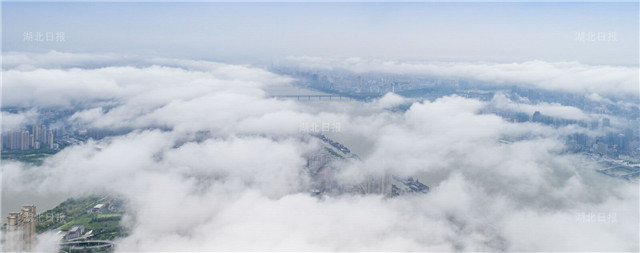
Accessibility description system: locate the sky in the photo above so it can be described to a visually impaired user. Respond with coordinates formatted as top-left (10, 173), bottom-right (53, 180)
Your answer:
top-left (2, 2), bottom-right (638, 65)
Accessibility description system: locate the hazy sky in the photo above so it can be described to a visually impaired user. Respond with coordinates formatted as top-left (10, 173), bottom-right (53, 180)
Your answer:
top-left (2, 2), bottom-right (638, 65)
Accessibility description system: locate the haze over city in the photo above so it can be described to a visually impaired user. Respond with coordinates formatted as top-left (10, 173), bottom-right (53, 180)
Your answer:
top-left (1, 1), bottom-right (638, 252)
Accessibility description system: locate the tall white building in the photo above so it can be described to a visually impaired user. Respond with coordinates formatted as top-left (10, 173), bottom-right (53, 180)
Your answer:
top-left (362, 174), bottom-right (392, 196)
top-left (4, 205), bottom-right (36, 252)
top-left (47, 130), bottom-right (54, 149)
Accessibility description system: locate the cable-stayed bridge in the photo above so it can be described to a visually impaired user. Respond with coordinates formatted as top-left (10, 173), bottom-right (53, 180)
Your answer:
top-left (269, 94), bottom-right (352, 101)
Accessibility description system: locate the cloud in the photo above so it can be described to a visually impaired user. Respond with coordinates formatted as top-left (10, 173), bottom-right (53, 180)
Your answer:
top-left (2, 51), bottom-right (130, 70)
top-left (3, 64), bottom-right (288, 109)
top-left (375, 92), bottom-right (408, 109)
top-left (284, 57), bottom-right (639, 98)
top-left (1, 109), bottom-right (38, 131)
top-left (31, 231), bottom-right (63, 252)
top-left (490, 92), bottom-right (590, 121)
top-left (1, 52), bottom-right (637, 252)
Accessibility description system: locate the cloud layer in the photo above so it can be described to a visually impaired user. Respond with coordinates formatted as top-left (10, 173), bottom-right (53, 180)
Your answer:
top-left (285, 57), bottom-right (639, 98)
top-left (1, 52), bottom-right (638, 251)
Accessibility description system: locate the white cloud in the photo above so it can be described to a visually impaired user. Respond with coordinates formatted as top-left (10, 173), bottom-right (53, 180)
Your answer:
top-left (285, 57), bottom-right (639, 98)
top-left (375, 92), bottom-right (408, 109)
top-left (1, 110), bottom-right (38, 131)
top-left (491, 92), bottom-right (590, 121)
top-left (1, 52), bottom-right (637, 252)
top-left (2, 51), bottom-right (129, 70)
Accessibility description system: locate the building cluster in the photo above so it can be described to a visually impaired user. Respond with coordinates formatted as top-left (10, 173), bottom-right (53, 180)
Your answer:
top-left (273, 67), bottom-right (442, 97)
top-left (306, 152), bottom-right (339, 196)
top-left (361, 174), bottom-right (393, 195)
top-left (306, 134), bottom-right (431, 198)
top-left (61, 200), bottom-right (121, 241)
top-left (315, 134), bottom-right (351, 154)
top-left (4, 205), bottom-right (36, 252)
top-left (61, 205), bottom-right (103, 241)
top-left (495, 110), bottom-right (639, 161)
top-left (357, 174), bottom-right (430, 197)
top-left (2, 125), bottom-right (58, 151)
top-left (306, 151), bottom-right (430, 198)
top-left (391, 176), bottom-right (430, 197)
top-left (65, 225), bottom-right (86, 240)
top-left (569, 129), bottom-right (638, 160)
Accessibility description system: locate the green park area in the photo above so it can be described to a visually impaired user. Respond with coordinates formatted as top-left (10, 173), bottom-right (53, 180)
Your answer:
top-left (36, 196), bottom-right (127, 241)
top-left (1, 149), bottom-right (58, 165)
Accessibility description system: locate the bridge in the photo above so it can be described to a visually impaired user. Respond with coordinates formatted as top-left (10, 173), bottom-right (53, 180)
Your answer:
top-left (270, 94), bottom-right (352, 101)
top-left (60, 240), bottom-right (114, 250)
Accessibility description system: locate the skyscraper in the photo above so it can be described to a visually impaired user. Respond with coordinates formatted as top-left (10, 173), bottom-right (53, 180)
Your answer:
top-left (48, 130), bottom-right (54, 149)
top-left (40, 125), bottom-right (47, 144)
top-left (9, 131), bottom-right (21, 150)
top-left (20, 131), bottom-right (30, 150)
top-left (4, 205), bottom-right (36, 252)
top-left (32, 125), bottom-right (40, 144)
top-left (362, 174), bottom-right (392, 196)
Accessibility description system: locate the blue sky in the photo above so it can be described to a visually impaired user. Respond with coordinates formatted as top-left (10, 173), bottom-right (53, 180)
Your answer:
top-left (2, 2), bottom-right (638, 65)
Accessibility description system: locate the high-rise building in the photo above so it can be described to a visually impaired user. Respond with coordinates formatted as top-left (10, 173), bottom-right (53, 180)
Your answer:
top-left (4, 205), bottom-right (36, 252)
top-left (20, 131), bottom-right (30, 150)
top-left (2, 124), bottom-right (56, 151)
top-left (32, 125), bottom-right (40, 143)
top-left (9, 131), bottom-right (21, 150)
top-left (42, 125), bottom-right (48, 144)
top-left (21, 205), bottom-right (36, 250)
top-left (6, 212), bottom-right (21, 252)
top-left (30, 134), bottom-right (35, 148)
top-left (48, 130), bottom-right (54, 149)
top-left (362, 174), bottom-right (392, 196)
